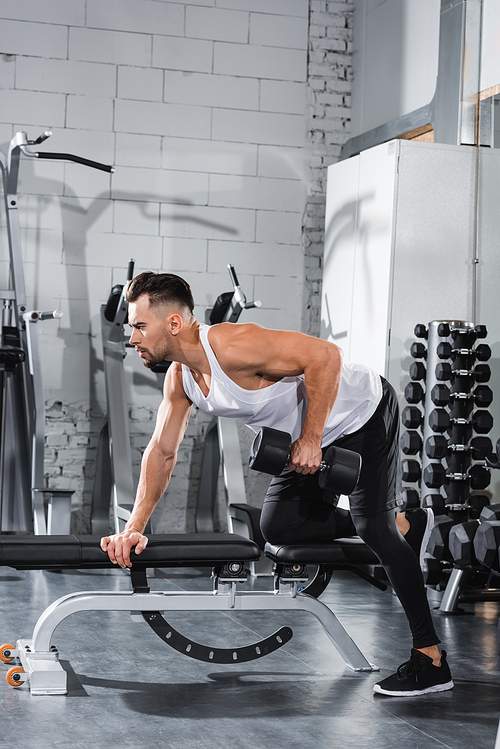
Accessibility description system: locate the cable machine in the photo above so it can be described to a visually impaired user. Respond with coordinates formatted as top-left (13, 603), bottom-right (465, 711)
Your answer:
top-left (0, 129), bottom-right (113, 534)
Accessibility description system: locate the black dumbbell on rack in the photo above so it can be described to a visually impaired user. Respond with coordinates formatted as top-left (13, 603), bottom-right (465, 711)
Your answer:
top-left (248, 427), bottom-right (362, 495)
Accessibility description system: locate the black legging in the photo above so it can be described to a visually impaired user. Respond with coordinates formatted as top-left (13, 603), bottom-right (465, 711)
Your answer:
top-left (260, 378), bottom-right (440, 650)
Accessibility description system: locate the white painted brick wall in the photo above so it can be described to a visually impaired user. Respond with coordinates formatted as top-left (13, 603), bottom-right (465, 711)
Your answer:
top-left (185, 6), bottom-right (250, 43)
top-left (163, 71), bottom-right (259, 110)
top-left (0, 0), bottom-right (352, 533)
top-left (213, 42), bottom-right (307, 81)
top-left (69, 28), bottom-right (152, 67)
top-left (0, 20), bottom-right (68, 58)
top-left (249, 13), bottom-right (309, 49)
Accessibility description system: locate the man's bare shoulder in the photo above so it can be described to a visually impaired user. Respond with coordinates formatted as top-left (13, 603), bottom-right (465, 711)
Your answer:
top-left (163, 361), bottom-right (190, 400)
top-left (209, 321), bottom-right (266, 341)
top-left (208, 322), bottom-right (270, 359)
top-left (208, 321), bottom-right (341, 377)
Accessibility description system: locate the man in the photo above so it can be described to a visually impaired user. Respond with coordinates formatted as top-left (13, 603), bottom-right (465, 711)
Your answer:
top-left (101, 271), bottom-right (453, 697)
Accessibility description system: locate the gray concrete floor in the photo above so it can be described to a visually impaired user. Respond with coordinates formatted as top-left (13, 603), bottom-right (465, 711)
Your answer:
top-left (0, 564), bottom-right (498, 749)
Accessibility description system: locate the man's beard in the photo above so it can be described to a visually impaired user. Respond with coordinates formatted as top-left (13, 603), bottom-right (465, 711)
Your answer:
top-left (142, 354), bottom-right (169, 370)
top-left (139, 336), bottom-right (171, 369)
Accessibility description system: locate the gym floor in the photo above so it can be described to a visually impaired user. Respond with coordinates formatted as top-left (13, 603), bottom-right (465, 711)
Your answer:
top-left (0, 564), bottom-right (498, 749)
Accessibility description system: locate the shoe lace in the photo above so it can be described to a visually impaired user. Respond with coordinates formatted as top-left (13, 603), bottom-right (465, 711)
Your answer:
top-left (397, 654), bottom-right (423, 682)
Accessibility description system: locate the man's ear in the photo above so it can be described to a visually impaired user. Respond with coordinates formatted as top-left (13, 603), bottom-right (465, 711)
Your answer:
top-left (168, 312), bottom-right (183, 335)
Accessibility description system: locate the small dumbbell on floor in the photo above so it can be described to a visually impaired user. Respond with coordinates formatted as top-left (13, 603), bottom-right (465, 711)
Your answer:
top-left (249, 426), bottom-right (362, 495)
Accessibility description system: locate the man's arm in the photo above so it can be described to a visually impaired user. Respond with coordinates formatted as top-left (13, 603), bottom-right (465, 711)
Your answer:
top-left (211, 323), bottom-right (343, 475)
top-left (101, 362), bottom-right (191, 567)
top-left (288, 334), bottom-right (342, 474)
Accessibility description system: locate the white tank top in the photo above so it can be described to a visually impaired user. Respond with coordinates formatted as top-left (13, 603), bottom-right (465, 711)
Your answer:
top-left (181, 324), bottom-right (382, 445)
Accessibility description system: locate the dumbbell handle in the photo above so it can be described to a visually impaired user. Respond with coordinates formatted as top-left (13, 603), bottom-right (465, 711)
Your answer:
top-left (286, 456), bottom-right (327, 472)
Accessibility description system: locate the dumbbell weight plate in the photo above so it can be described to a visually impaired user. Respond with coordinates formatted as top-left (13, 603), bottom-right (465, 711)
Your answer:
top-left (423, 462), bottom-right (447, 488)
top-left (472, 410), bottom-right (493, 434)
top-left (478, 503), bottom-right (500, 523)
top-left (425, 435), bottom-right (448, 459)
top-left (402, 459), bottom-right (421, 483)
top-left (249, 427), bottom-right (290, 475)
top-left (422, 494), bottom-right (446, 515)
top-left (470, 436), bottom-right (493, 459)
top-left (448, 521), bottom-right (479, 567)
top-left (401, 430), bottom-right (422, 455)
top-left (319, 445), bottom-right (362, 495)
top-left (469, 464), bottom-right (491, 490)
top-left (404, 381), bottom-right (424, 404)
top-left (474, 520), bottom-right (500, 570)
top-left (467, 494), bottom-right (489, 519)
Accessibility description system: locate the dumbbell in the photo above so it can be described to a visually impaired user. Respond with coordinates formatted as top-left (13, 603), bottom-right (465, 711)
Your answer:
top-left (424, 462), bottom-right (490, 490)
top-left (423, 462), bottom-right (447, 488)
top-left (414, 324), bottom-right (428, 339)
top-left (404, 381), bottom-right (424, 404)
top-left (428, 408), bottom-right (493, 434)
top-left (437, 324), bottom-right (487, 341)
top-left (469, 509), bottom-right (500, 573)
top-left (410, 342), bottom-right (426, 359)
top-left (473, 385), bottom-right (493, 407)
top-left (402, 459), bottom-right (421, 483)
top-left (422, 555), bottom-right (444, 587)
top-left (467, 494), bottom-right (489, 519)
top-left (427, 514), bottom-right (458, 561)
top-left (473, 521), bottom-right (500, 571)
top-left (438, 343), bottom-right (490, 363)
top-left (402, 487), bottom-right (420, 510)
top-left (401, 430), bottom-right (422, 455)
top-left (475, 344), bottom-right (491, 361)
top-left (437, 342), bottom-right (452, 360)
top-left (409, 361), bottom-right (426, 381)
top-left (478, 503), bottom-right (500, 523)
top-left (448, 521), bottom-right (479, 568)
top-left (425, 435), bottom-right (472, 459)
top-left (422, 494), bottom-right (446, 516)
top-left (430, 384), bottom-right (450, 406)
top-left (248, 427), bottom-right (362, 495)
top-left (469, 464), bottom-right (491, 490)
top-left (426, 436), bottom-right (491, 460)
top-left (402, 406), bottom-right (423, 429)
top-left (471, 436), bottom-right (493, 459)
top-left (425, 435), bottom-right (448, 459)
top-left (474, 364), bottom-right (491, 383)
top-left (435, 363), bottom-right (491, 383)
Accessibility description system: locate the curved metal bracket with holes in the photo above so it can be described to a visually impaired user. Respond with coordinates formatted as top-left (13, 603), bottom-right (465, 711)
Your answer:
top-left (142, 611), bottom-right (293, 663)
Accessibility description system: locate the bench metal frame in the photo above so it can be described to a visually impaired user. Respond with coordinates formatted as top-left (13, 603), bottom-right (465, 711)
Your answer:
top-left (6, 568), bottom-right (378, 695)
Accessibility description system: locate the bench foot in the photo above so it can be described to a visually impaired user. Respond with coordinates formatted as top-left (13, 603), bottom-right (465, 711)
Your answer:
top-left (13, 639), bottom-right (66, 695)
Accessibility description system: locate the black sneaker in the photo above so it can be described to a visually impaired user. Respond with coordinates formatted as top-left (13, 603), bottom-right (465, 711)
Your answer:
top-left (404, 508), bottom-right (434, 567)
top-left (373, 649), bottom-right (454, 696)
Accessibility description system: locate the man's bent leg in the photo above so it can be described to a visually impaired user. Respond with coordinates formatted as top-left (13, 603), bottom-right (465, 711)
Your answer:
top-left (352, 508), bottom-right (440, 649)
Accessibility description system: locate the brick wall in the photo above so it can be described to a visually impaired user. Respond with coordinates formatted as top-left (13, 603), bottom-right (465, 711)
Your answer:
top-left (0, 0), bottom-right (353, 533)
top-left (304, 0), bottom-right (353, 335)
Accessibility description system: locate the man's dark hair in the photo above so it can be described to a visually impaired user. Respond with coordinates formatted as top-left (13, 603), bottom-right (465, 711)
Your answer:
top-left (126, 272), bottom-right (195, 314)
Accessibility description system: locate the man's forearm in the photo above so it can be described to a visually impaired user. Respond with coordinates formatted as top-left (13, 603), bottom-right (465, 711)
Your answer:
top-left (301, 345), bottom-right (342, 442)
top-left (124, 443), bottom-right (176, 534)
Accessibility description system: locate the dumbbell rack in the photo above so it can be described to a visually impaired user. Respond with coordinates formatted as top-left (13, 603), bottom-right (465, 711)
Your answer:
top-left (401, 320), bottom-right (495, 610)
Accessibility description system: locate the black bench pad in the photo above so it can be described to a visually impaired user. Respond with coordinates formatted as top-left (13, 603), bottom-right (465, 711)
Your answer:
top-left (265, 538), bottom-right (379, 565)
top-left (0, 533), bottom-right (261, 570)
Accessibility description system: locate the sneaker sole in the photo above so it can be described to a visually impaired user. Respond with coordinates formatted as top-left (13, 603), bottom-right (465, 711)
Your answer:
top-left (373, 679), bottom-right (454, 697)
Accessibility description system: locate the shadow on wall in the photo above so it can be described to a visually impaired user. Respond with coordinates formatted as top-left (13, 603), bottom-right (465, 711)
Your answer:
top-left (11, 157), bottom-right (246, 531)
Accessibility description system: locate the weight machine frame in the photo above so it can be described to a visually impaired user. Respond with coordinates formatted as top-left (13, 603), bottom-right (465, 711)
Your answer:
top-left (0, 130), bottom-right (113, 534)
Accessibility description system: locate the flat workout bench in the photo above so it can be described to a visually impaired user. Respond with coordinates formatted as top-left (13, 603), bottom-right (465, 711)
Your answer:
top-left (0, 534), bottom-right (380, 695)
